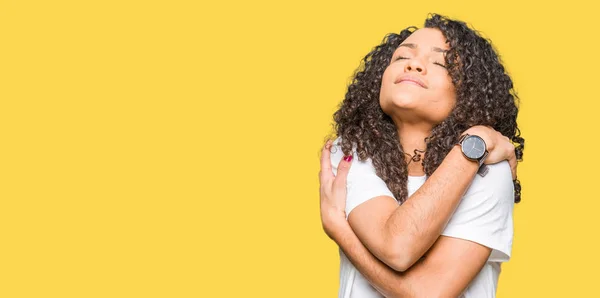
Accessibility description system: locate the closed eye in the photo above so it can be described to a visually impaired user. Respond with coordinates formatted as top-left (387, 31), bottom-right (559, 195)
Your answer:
top-left (433, 62), bottom-right (446, 68)
top-left (395, 56), bottom-right (446, 68)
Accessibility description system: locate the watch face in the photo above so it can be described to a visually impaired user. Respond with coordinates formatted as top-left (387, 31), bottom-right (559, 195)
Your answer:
top-left (462, 135), bottom-right (486, 159)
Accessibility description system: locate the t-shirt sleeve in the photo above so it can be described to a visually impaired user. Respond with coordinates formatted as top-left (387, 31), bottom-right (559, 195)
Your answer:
top-left (329, 138), bottom-right (396, 218)
top-left (441, 160), bottom-right (515, 262)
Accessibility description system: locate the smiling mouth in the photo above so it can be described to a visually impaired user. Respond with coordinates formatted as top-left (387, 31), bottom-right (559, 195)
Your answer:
top-left (395, 78), bottom-right (427, 88)
top-left (399, 80), bottom-right (424, 87)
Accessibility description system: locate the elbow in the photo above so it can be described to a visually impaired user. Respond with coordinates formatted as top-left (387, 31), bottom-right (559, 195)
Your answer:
top-left (382, 242), bottom-right (418, 272)
top-left (387, 256), bottom-right (412, 272)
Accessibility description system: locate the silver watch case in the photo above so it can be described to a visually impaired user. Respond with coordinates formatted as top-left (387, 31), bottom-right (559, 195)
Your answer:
top-left (458, 134), bottom-right (489, 177)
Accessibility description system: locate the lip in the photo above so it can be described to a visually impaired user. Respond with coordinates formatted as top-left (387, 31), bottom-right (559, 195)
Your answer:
top-left (394, 75), bottom-right (428, 89)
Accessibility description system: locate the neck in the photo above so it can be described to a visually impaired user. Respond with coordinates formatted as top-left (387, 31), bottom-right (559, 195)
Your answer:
top-left (396, 122), bottom-right (432, 176)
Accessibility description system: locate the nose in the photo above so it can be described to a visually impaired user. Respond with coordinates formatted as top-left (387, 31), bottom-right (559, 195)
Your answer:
top-left (404, 58), bottom-right (426, 75)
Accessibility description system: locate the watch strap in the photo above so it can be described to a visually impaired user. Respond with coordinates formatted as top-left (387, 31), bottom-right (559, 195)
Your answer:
top-left (477, 164), bottom-right (489, 177)
top-left (457, 133), bottom-right (469, 144)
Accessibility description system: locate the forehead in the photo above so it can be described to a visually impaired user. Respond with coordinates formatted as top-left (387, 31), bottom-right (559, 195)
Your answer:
top-left (398, 28), bottom-right (449, 51)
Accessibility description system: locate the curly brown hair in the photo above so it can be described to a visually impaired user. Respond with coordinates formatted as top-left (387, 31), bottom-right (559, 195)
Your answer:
top-left (333, 13), bottom-right (525, 203)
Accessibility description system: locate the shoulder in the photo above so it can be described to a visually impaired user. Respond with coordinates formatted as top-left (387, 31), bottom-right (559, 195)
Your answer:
top-left (449, 160), bottom-right (515, 232)
top-left (328, 137), bottom-right (345, 169)
top-left (451, 160), bottom-right (515, 228)
top-left (465, 160), bottom-right (514, 200)
top-left (329, 137), bottom-right (378, 177)
top-left (330, 138), bottom-right (396, 215)
top-left (443, 160), bottom-right (515, 261)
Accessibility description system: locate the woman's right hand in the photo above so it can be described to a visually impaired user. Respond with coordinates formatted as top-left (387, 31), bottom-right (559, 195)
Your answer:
top-left (463, 125), bottom-right (517, 179)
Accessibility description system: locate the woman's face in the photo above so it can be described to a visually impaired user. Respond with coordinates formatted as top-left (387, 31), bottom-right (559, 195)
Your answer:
top-left (380, 28), bottom-right (456, 126)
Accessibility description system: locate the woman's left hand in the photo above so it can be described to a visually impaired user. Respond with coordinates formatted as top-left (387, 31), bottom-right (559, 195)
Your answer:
top-left (319, 140), bottom-right (353, 240)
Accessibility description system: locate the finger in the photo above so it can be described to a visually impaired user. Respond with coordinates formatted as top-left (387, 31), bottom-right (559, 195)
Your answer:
top-left (506, 143), bottom-right (518, 180)
top-left (333, 154), bottom-right (353, 193)
top-left (319, 140), bottom-right (334, 183)
top-left (508, 154), bottom-right (517, 180)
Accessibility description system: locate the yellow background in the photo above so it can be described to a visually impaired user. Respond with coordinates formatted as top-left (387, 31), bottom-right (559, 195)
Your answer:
top-left (1, 0), bottom-right (598, 297)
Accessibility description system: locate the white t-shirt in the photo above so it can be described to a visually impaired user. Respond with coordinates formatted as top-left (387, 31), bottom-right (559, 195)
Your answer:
top-left (329, 138), bottom-right (514, 298)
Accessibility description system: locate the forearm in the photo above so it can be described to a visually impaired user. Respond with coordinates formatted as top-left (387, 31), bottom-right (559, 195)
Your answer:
top-left (384, 146), bottom-right (479, 270)
top-left (335, 219), bottom-right (490, 298)
top-left (333, 220), bottom-right (412, 298)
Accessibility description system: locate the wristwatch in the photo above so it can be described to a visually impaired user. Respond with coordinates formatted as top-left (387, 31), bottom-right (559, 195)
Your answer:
top-left (457, 134), bottom-right (489, 177)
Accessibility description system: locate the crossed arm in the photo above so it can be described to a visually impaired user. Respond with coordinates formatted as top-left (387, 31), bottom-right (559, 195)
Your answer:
top-left (319, 128), bottom-right (516, 297)
top-left (331, 221), bottom-right (491, 297)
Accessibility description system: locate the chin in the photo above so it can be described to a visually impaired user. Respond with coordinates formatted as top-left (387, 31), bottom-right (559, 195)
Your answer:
top-left (387, 92), bottom-right (420, 109)
top-left (381, 94), bottom-right (435, 123)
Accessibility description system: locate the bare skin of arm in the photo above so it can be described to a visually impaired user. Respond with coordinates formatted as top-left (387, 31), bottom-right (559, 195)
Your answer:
top-left (347, 146), bottom-right (479, 271)
top-left (321, 126), bottom-right (516, 272)
top-left (329, 219), bottom-right (491, 298)
top-left (319, 126), bottom-right (516, 297)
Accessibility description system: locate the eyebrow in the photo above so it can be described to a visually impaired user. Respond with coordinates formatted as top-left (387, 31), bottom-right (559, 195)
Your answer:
top-left (398, 43), bottom-right (447, 53)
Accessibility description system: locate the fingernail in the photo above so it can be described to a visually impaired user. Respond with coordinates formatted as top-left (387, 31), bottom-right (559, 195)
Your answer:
top-left (343, 155), bottom-right (353, 162)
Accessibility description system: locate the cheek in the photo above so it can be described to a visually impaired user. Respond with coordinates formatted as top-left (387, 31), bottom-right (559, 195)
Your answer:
top-left (379, 66), bottom-right (394, 102)
top-left (380, 64), bottom-right (403, 94)
top-left (380, 66), bottom-right (394, 89)
top-left (434, 76), bottom-right (456, 103)
top-left (430, 76), bottom-right (457, 119)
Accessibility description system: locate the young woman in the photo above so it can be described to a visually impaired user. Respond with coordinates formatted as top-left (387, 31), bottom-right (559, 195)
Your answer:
top-left (319, 14), bottom-right (525, 297)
